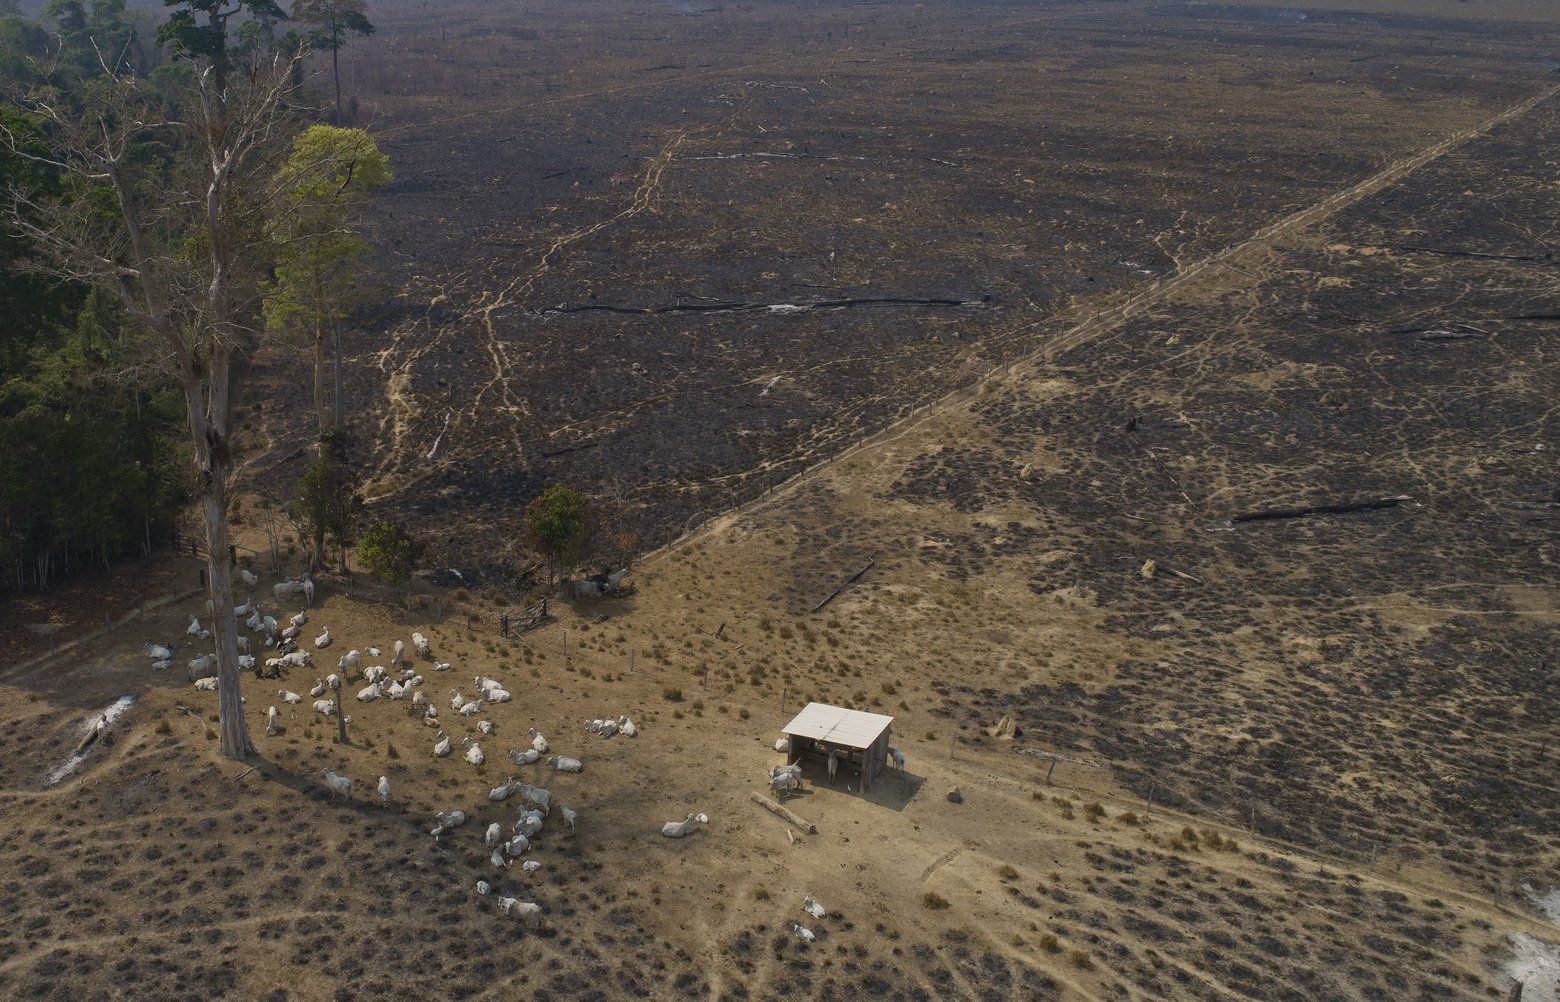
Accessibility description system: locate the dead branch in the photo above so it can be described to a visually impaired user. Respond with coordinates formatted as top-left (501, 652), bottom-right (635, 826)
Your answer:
top-left (1230, 495), bottom-right (1414, 525)
top-left (811, 554), bottom-right (876, 613)
top-left (751, 792), bottom-right (817, 834)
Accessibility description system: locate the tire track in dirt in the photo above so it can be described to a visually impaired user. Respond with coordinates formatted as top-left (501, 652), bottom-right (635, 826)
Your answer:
top-left (355, 0), bottom-right (1138, 499)
top-left (920, 846), bottom-right (960, 881)
top-left (361, 134), bottom-right (688, 500)
top-left (465, 133), bottom-right (688, 435)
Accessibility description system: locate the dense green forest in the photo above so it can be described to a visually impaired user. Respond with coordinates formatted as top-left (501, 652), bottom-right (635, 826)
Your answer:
top-left (2, 0), bottom-right (387, 596)
top-left (0, 1), bottom-right (189, 591)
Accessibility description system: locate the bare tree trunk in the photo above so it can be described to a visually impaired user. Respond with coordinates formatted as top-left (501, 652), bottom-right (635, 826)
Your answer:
top-left (332, 41), bottom-right (342, 126)
top-left (182, 352), bottom-right (254, 761)
top-left (314, 321), bottom-right (329, 436)
top-left (205, 466), bottom-right (253, 758)
top-left (332, 321), bottom-right (343, 430)
top-left (331, 675), bottom-right (348, 744)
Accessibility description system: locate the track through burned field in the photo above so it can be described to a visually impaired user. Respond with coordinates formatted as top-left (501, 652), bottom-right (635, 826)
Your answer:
top-left (238, 0), bottom-right (1560, 581)
top-left (669, 80), bottom-right (1560, 556)
top-left (687, 79), bottom-right (1560, 898)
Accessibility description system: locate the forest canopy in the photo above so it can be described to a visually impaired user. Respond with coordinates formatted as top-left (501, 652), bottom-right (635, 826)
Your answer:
top-left (0, 4), bottom-right (189, 589)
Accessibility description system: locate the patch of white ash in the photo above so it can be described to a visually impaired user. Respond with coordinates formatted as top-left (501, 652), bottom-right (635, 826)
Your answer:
top-left (44, 694), bottom-right (135, 786)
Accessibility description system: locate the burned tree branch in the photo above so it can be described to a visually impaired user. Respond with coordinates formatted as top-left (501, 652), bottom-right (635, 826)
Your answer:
top-left (1230, 495), bottom-right (1414, 525)
top-left (811, 554), bottom-right (876, 613)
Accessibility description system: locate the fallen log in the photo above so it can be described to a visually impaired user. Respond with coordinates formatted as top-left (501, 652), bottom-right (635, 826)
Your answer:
top-left (811, 554), bottom-right (876, 613)
top-left (1376, 244), bottom-right (1549, 262)
top-left (751, 792), bottom-right (817, 834)
top-left (539, 439), bottom-right (598, 459)
top-left (1230, 495), bottom-right (1413, 525)
top-left (1417, 330), bottom-right (1488, 342)
top-left (73, 716), bottom-right (107, 757)
top-left (542, 296), bottom-right (981, 318)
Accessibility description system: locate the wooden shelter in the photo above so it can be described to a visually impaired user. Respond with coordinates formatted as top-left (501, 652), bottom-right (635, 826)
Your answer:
top-left (782, 702), bottom-right (894, 791)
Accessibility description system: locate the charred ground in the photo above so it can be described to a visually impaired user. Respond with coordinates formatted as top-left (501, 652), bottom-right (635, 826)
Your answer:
top-left (5, 1), bottom-right (1555, 1000)
top-left (240, 0), bottom-right (1559, 581)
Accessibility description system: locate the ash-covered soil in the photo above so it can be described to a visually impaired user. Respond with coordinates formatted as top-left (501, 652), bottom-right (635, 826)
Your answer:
top-left (235, 0), bottom-right (1560, 581)
top-left (693, 87), bottom-right (1559, 899)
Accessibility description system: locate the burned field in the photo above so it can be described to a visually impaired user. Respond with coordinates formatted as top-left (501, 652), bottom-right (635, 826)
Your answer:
top-left (239, 0), bottom-right (1559, 578)
top-left (915, 96), bottom-right (1559, 890)
top-left (10, 1), bottom-right (1552, 999)
top-left (703, 82), bottom-right (1559, 894)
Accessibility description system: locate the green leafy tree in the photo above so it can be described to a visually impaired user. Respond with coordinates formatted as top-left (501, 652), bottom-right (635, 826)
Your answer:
top-left (263, 124), bottom-right (390, 433)
top-left (524, 485), bottom-right (595, 588)
top-left (0, 17), bottom-right (50, 85)
top-left (357, 518), bottom-right (412, 586)
top-left (157, 0), bottom-right (285, 94)
top-left (290, 0), bottom-right (372, 125)
top-left (231, 1), bottom-right (296, 74)
top-left (289, 429), bottom-right (358, 572)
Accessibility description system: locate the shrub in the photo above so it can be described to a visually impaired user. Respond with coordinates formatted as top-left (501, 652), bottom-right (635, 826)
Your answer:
top-left (1038, 934), bottom-right (1060, 954)
top-left (922, 892), bottom-right (950, 910)
top-left (662, 688), bottom-right (684, 702)
top-left (996, 864), bottom-right (1019, 881)
top-left (358, 519), bottom-right (415, 586)
top-left (524, 484), bottom-right (594, 587)
top-left (1069, 949), bottom-right (1092, 969)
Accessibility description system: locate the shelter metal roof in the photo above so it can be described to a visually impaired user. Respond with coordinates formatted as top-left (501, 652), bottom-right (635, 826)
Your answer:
top-left (781, 702), bottom-right (894, 749)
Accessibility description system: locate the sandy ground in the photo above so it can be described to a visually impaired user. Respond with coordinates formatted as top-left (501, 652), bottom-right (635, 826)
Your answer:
top-left (0, 556), bottom-right (1552, 1001)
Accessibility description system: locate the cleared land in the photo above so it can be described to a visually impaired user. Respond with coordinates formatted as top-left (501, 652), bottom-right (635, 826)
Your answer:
top-left (240, 0), bottom-right (1559, 578)
top-left (2, 0), bottom-right (1557, 999)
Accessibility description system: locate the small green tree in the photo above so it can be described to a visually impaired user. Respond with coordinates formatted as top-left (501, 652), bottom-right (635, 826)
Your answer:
top-left (289, 430), bottom-right (357, 572)
top-left (357, 518), bottom-right (412, 586)
top-left (524, 485), bottom-right (594, 588)
top-left (263, 124), bottom-right (390, 434)
top-left (290, 0), bottom-right (373, 125)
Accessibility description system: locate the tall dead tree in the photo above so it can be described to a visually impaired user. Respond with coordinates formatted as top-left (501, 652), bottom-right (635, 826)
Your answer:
top-left (3, 56), bottom-right (300, 759)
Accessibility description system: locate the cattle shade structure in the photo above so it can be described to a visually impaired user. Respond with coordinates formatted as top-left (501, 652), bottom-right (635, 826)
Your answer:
top-left (782, 702), bottom-right (894, 791)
